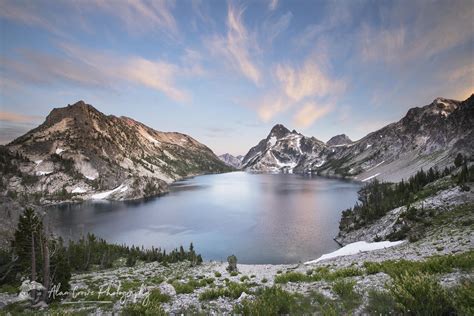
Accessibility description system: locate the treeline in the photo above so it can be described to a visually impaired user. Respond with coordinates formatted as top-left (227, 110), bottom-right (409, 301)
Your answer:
top-left (340, 154), bottom-right (473, 231)
top-left (0, 208), bottom-right (202, 304)
top-left (66, 234), bottom-right (202, 271)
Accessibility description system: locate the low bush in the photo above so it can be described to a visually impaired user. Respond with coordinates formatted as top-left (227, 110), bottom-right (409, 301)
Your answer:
top-left (171, 281), bottom-right (195, 294)
top-left (199, 281), bottom-right (248, 301)
top-left (389, 272), bottom-right (454, 315)
top-left (147, 289), bottom-right (171, 304)
top-left (365, 290), bottom-right (396, 315)
top-left (451, 278), bottom-right (474, 316)
top-left (274, 267), bottom-right (363, 284)
top-left (363, 250), bottom-right (474, 278)
top-left (234, 286), bottom-right (300, 315)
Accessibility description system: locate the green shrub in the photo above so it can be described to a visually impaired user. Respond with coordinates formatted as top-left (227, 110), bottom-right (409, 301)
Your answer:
top-left (333, 279), bottom-right (356, 298)
top-left (389, 272), bottom-right (454, 315)
top-left (365, 290), bottom-right (396, 315)
top-left (230, 271), bottom-right (238, 277)
top-left (275, 271), bottom-right (309, 283)
top-left (451, 278), bottom-right (474, 316)
top-left (171, 281), bottom-right (195, 294)
top-left (214, 271), bottom-right (222, 278)
top-left (261, 278), bottom-right (268, 283)
top-left (147, 289), bottom-right (171, 304)
top-left (122, 300), bottom-right (166, 316)
top-left (363, 251), bottom-right (474, 278)
top-left (0, 283), bottom-right (18, 294)
top-left (332, 279), bottom-right (360, 310)
top-left (240, 275), bottom-right (250, 282)
top-left (275, 267), bottom-right (363, 284)
top-left (199, 282), bottom-right (248, 301)
top-left (234, 286), bottom-right (298, 315)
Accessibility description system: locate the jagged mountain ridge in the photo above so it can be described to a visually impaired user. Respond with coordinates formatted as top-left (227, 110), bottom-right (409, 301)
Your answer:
top-left (218, 153), bottom-right (243, 169)
top-left (242, 95), bottom-right (474, 182)
top-left (2, 101), bottom-right (230, 202)
top-left (241, 124), bottom-right (326, 173)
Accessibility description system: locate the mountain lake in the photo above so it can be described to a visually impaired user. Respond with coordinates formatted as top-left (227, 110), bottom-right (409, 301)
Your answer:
top-left (47, 172), bottom-right (361, 264)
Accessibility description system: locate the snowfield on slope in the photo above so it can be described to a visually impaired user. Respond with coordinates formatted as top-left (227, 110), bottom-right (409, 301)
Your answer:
top-left (91, 184), bottom-right (128, 200)
top-left (304, 240), bottom-right (405, 264)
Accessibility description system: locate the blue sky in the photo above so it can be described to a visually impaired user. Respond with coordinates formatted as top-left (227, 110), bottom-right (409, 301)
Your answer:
top-left (1, 0), bottom-right (473, 155)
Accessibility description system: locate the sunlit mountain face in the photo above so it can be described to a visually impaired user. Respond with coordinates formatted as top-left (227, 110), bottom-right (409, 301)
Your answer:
top-left (1, 0), bottom-right (472, 156)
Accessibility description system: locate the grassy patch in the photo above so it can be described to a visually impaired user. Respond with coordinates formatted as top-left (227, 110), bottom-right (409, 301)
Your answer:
top-left (233, 286), bottom-right (302, 315)
top-left (199, 281), bottom-right (249, 301)
top-left (171, 278), bottom-right (210, 294)
top-left (274, 267), bottom-right (363, 284)
top-left (363, 250), bottom-right (473, 278)
top-left (147, 289), bottom-right (171, 304)
top-left (0, 283), bottom-right (18, 294)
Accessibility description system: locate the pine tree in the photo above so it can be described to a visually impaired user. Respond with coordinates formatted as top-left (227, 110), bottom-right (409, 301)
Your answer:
top-left (13, 208), bottom-right (43, 282)
top-left (454, 153), bottom-right (464, 168)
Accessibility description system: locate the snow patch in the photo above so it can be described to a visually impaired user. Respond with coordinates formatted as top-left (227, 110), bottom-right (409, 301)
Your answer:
top-left (304, 240), bottom-right (405, 264)
top-left (34, 160), bottom-right (43, 165)
top-left (91, 184), bottom-right (128, 200)
top-left (315, 160), bottom-right (326, 167)
top-left (268, 136), bottom-right (277, 147)
top-left (36, 171), bottom-right (52, 176)
top-left (361, 173), bottom-right (381, 182)
top-left (55, 148), bottom-right (65, 154)
top-left (85, 175), bottom-right (96, 180)
top-left (366, 143), bottom-right (372, 149)
top-left (72, 187), bottom-right (87, 194)
top-left (367, 160), bottom-right (385, 171)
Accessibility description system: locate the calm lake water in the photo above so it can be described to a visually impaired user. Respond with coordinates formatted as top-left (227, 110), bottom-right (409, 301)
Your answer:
top-left (47, 172), bottom-right (361, 264)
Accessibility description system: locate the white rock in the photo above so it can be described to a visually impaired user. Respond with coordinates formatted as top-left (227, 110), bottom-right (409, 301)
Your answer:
top-left (237, 292), bottom-right (249, 302)
top-left (158, 282), bottom-right (176, 297)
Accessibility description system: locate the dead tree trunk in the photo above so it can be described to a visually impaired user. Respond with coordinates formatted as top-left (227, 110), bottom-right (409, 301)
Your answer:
top-left (41, 234), bottom-right (50, 302)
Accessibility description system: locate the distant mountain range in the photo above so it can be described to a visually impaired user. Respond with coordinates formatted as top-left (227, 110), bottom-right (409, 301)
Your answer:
top-left (218, 153), bottom-right (243, 169)
top-left (242, 95), bottom-right (474, 182)
top-left (1, 101), bottom-right (231, 203)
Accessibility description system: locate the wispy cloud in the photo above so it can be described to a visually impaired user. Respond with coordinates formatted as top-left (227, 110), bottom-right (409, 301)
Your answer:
top-left (0, 111), bottom-right (43, 144)
top-left (252, 57), bottom-right (343, 123)
top-left (261, 11), bottom-right (292, 45)
top-left (256, 95), bottom-right (288, 122)
top-left (275, 59), bottom-right (345, 102)
top-left (207, 3), bottom-right (261, 85)
top-left (0, 0), bottom-right (179, 39)
top-left (293, 102), bottom-right (333, 128)
top-left (2, 42), bottom-right (193, 102)
top-left (359, 1), bottom-right (473, 64)
top-left (87, 0), bottom-right (179, 38)
top-left (0, 111), bottom-right (43, 124)
top-left (0, 0), bottom-right (66, 36)
top-left (268, 0), bottom-right (279, 11)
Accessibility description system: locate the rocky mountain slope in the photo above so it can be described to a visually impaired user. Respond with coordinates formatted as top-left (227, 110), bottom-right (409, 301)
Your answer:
top-left (241, 124), bottom-right (326, 173)
top-left (326, 134), bottom-right (352, 146)
top-left (0, 101), bottom-right (231, 204)
top-left (242, 95), bottom-right (474, 181)
top-left (218, 153), bottom-right (243, 169)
